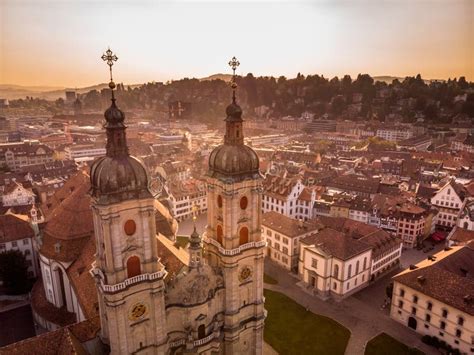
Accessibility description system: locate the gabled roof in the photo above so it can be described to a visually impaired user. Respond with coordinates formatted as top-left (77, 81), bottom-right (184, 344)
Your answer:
top-left (262, 211), bottom-right (321, 238)
top-left (0, 214), bottom-right (34, 244)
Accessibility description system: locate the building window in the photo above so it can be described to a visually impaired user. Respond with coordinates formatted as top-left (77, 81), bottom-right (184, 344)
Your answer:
top-left (442, 309), bottom-right (448, 318)
top-left (240, 196), bottom-right (248, 210)
top-left (427, 301), bottom-right (432, 311)
top-left (24, 249), bottom-right (31, 256)
top-left (456, 329), bottom-right (462, 338)
top-left (124, 220), bottom-right (137, 236)
top-left (266, 230), bottom-right (272, 237)
top-left (348, 264), bottom-right (352, 278)
top-left (239, 227), bottom-right (249, 246)
top-left (217, 195), bottom-right (223, 208)
top-left (411, 307), bottom-right (416, 315)
top-left (333, 264), bottom-right (339, 279)
top-left (440, 321), bottom-right (446, 330)
top-left (398, 300), bottom-right (404, 308)
top-left (355, 261), bottom-right (359, 274)
top-left (216, 225), bottom-right (223, 245)
top-left (23, 239), bottom-right (29, 245)
top-left (0, 244), bottom-right (5, 251)
top-left (311, 259), bottom-right (318, 268)
top-left (425, 314), bottom-right (431, 322)
top-left (400, 289), bottom-right (405, 297)
top-left (413, 295), bottom-right (418, 304)
top-left (12, 241), bottom-right (17, 247)
top-left (126, 256), bottom-right (141, 278)
top-left (458, 316), bottom-right (465, 326)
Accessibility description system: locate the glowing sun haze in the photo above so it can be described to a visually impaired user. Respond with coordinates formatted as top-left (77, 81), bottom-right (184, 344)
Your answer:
top-left (0, 0), bottom-right (472, 87)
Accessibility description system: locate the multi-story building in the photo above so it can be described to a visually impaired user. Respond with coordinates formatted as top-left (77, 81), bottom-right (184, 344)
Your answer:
top-left (326, 174), bottom-right (380, 199)
top-left (1, 181), bottom-right (36, 207)
top-left (390, 243), bottom-right (474, 355)
top-left (167, 178), bottom-right (207, 221)
top-left (396, 204), bottom-right (429, 248)
top-left (262, 175), bottom-right (317, 221)
top-left (431, 180), bottom-right (467, 230)
top-left (451, 134), bottom-right (474, 154)
top-left (0, 140), bottom-right (54, 172)
top-left (298, 217), bottom-right (401, 300)
top-left (376, 127), bottom-right (413, 142)
top-left (64, 144), bottom-right (106, 162)
top-left (0, 214), bottom-right (38, 278)
top-left (262, 211), bottom-right (321, 272)
top-left (348, 196), bottom-right (371, 224)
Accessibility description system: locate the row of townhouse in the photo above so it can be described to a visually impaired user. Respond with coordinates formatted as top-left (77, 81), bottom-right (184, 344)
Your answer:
top-left (0, 140), bottom-right (54, 172)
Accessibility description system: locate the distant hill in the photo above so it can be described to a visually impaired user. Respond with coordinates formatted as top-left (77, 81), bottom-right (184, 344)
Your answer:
top-left (372, 76), bottom-right (404, 84)
top-left (0, 83), bottom-right (141, 100)
top-left (199, 73), bottom-right (232, 82)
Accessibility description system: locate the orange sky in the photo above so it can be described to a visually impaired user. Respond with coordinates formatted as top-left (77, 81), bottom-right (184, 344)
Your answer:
top-left (1, 0), bottom-right (473, 87)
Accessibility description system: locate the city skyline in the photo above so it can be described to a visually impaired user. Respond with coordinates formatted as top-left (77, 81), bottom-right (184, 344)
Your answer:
top-left (1, 0), bottom-right (473, 87)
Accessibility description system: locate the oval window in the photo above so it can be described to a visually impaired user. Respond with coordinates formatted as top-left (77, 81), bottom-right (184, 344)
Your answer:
top-left (217, 195), bottom-right (223, 208)
top-left (124, 220), bottom-right (136, 236)
top-left (240, 196), bottom-right (248, 210)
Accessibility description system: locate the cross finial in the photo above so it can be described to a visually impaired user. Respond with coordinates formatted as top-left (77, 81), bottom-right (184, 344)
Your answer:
top-left (192, 203), bottom-right (198, 223)
top-left (101, 48), bottom-right (118, 99)
top-left (228, 56), bottom-right (240, 103)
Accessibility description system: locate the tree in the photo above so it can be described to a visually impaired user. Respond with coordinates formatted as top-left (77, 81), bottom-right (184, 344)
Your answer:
top-left (0, 250), bottom-right (29, 294)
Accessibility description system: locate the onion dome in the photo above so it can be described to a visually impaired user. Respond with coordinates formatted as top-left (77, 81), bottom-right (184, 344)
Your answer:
top-left (90, 96), bottom-right (152, 205)
top-left (208, 101), bottom-right (260, 182)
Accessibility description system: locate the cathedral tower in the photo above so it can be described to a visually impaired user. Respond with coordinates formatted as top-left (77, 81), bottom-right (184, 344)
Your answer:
top-left (90, 49), bottom-right (167, 354)
top-left (204, 57), bottom-right (266, 354)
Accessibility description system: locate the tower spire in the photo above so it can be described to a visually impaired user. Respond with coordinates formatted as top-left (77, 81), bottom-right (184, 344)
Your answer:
top-left (189, 204), bottom-right (202, 268)
top-left (228, 56), bottom-right (240, 103)
top-left (100, 48), bottom-right (128, 157)
top-left (101, 48), bottom-right (118, 101)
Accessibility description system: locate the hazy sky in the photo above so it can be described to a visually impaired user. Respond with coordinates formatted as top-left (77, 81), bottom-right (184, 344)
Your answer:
top-left (1, 0), bottom-right (473, 87)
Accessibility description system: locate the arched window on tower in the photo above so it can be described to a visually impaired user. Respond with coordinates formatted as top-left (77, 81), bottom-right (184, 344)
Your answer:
top-left (239, 227), bottom-right (249, 246)
top-left (333, 264), bottom-right (339, 279)
top-left (56, 267), bottom-right (67, 308)
top-left (127, 256), bottom-right (141, 278)
top-left (198, 324), bottom-right (206, 339)
top-left (216, 225), bottom-right (223, 245)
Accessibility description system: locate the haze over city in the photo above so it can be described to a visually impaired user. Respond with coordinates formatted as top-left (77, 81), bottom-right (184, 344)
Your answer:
top-left (1, 1), bottom-right (474, 355)
top-left (1, 0), bottom-right (473, 87)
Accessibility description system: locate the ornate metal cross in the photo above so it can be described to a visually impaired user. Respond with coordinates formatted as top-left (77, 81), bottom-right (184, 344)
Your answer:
top-left (228, 56), bottom-right (240, 102)
top-left (192, 203), bottom-right (198, 222)
top-left (101, 48), bottom-right (118, 83)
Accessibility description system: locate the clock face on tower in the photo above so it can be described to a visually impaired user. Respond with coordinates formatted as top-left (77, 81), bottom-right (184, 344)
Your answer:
top-left (129, 302), bottom-right (147, 321)
top-left (239, 266), bottom-right (252, 282)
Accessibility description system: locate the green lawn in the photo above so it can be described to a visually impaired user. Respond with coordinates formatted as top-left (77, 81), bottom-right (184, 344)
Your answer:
top-left (365, 333), bottom-right (424, 355)
top-left (264, 289), bottom-right (350, 355)
top-left (263, 274), bottom-right (278, 285)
